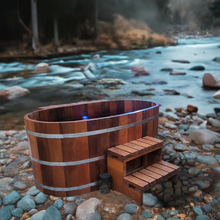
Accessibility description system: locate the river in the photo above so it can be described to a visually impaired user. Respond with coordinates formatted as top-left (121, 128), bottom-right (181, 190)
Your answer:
top-left (0, 37), bottom-right (219, 130)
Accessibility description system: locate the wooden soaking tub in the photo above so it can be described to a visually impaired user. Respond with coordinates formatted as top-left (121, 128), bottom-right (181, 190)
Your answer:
top-left (24, 100), bottom-right (159, 197)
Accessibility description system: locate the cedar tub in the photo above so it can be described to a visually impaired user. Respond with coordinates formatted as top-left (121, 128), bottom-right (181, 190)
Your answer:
top-left (24, 100), bottom-right (159, 197)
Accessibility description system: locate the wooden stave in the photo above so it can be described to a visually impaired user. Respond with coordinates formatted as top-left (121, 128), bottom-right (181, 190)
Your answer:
top-left (25, 100), bottom-right (159, 195)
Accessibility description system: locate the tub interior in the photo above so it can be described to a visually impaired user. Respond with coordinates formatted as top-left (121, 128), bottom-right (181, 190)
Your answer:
top-left (28, 100), bottom-right (157, 122)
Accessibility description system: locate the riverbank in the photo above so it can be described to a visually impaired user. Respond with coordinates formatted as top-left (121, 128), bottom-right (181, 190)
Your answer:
top-left (0, 107), bottom-right (220, 219)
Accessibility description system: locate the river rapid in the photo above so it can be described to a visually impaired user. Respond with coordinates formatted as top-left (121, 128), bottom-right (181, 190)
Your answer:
top-left (0, 37), bottom-right (219, 130)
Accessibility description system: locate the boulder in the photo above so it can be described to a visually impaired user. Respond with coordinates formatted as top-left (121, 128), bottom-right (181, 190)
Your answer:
top-left (47, 205), bottom-right (62, 220)
top-left (213, 90), bottom-right (220, 99)
top-left (203, 73), bottom-right (220, 88)
top-left (131, 65), bottom-right (150, 76)
top-left (33, 63), bottom-right (51, 74)
top-left (64, 203), bottom-right (77, 216)
top-left (170, 71), bottom-right (186, 75)
top-left (76, 198), bottom-right (102, 220)
top-left (17, 196), bottom-right (36, 211)
top-left (0, 86), bottom-right (30, 99)
top-left (189, 66), bottom-right (205, 71)
top-left (143, 193), bottom-right (158, 206)
top-left (188, 129), bottom-right (220, 145)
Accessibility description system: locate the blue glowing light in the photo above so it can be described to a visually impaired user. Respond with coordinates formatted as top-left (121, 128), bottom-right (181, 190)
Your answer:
top-left (82, 115), bottom-right (88, 119)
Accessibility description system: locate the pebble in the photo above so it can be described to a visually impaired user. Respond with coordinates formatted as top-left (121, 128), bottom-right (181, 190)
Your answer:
top-left (117, 213), bottom-right (133, 220)
top-left (143, 193), bottom-right (158, 206)
top-left (196, 180), bottom-right (211, 189)
top-left (174, 144), bottom-right (187, 151)
top-left (12, 208), bottom-right (24, 217)
top-left (124, 204), bottom-right (138, 214)
top-left (193, 206), bottom-right (203, 215)
top-left (196, 215), bottom-right (210, 220)
top-left (17, 196), bottom-right (36, 211)
top-left (66, 196), bottom-right (77, 202)
top-left (47, 205), bottom-right (62, 220)
top-left (168, 210), bottom-right (178, 216)
top-left (3, 191), bottom-right (21, 205)
top-left (157, 217), bottom-right (165, 220)
top-left (13, 181), bottom-right (27, 190)
top-left (208, 118), bottom-right (220, 128)
top-left (66, 214), bottom-right (74, 220)
top-left (0, 205), bottom-right (14, 220)
top-left (197, 156), bottom-right (218, 165)
top-left (0, 177), bottom-right (13, 191)
top-left (164, 123), bottom-right (177, 129)
top-left (88, 212), bottom-right (102, 220)
top-left (35, 192), bottom-right (48, 205)
top-left (202, 144), bottom-right (214, 151)
top-left (142, 211), bottom-right (152, 218)
top-left (161, 211), bottom-right (169, 218)
top-left (54, 199), bottom-right (63, 210)
top-left (30, 210), bottom-right (53, 220)
top-left (28, 209), bottom-right (38, 215)
top-left (30, 189), bottom-right (40, 196)
top-left (64, 203), bottom-right (77, 216)
top-left (26, 186), bottom-right (37, 196)
top-left (75, 198), bottom-right (86, 206)
top-left (202, 205), bottom-right (212, 213)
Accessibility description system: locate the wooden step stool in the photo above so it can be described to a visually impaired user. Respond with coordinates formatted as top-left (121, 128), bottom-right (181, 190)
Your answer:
top-left (107, 136), bottom-right (179, 205)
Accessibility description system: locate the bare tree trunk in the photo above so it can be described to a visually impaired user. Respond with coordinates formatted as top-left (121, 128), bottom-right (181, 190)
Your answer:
top-left (54, 16), bottom-right (59, 47)
top-left (31, 0), bottom-right (39, 52)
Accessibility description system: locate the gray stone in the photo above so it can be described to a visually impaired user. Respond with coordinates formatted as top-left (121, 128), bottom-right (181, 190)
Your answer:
top-left (142, 211), bottom-right (152, 218)
top-left (161, 211), bottom-right (169, 218)
top-left (174, 144), bottom-right (187, 151)
top-left (0, 205), bottom-right (14, 220)
top-left (88, 212), bottom-right (102, 220)
top-left (124, 204), bottom-right (138, 214)
top-left (197, 156), bottom-right (218, 165)
top-left (30, 189), bottom-right (40, 196)
top-left (66, 214), bottom-right (74, 220)
top-left (64, 203), bottom-right (77, 216)
top-left (27, 186), bottom-right (37, 195)
top-left (208, 118), bottom-right (220, 128)
top-left (143, 193), bottom-right (158, 206)
top-left (215, 144), bottom-right (220, 148)
top-left (35, 192), bottom-right (48, 205)
top-left (54, 199), bottom-right (63, 210)
top-left (157, 217), bottom-right (165, 220)
top-left (202, 144), bottom-right (214, 151)
top-left (17, 196), bottom-right (36, 211)
top-left (215, 155), bottom-right (220, 164)
top-left (189, 186), bottom-right (197, 193)
top-left (193, 206), bottom-right (203, 215)
top-left (66, 196), bottom-right (77, 202)
top-left (202, 205), bottom-right (212, 213)
top-left (13, 181), bottom-right (27, 190)
top-left (0, 199), bottom-right (2, 206)
top-left (188, 167), bottom-right (201, 176)
top-left (196, 180), bottom-right (211, 189)
top-left (163, 154), bottom-right (170, 160)
top-left (168, 210), bottom-right (178, 216)
top-left (29, 209), bottom-right (38, 215)
top-left (167, 218), bottom-right (180, 220)
top-left (188, 146), bottom-right (200, 151)
top-left (178, 124), bottom-right (189, 131)
top-left (164, 123), bottom-right (177, 130)
top-left (12, 208), bottom-right (23, 217)
top-left (30, 210), bottom-right (54, 220)
top-left (0, 177), bottom-right (13, 191)
top-left (47, 205), bottom-right (62, 220)
top-left (117, 213), bottom-right (133, 220)
top-left (75, 198), bottom-right (86, 206)
top-left (3, 191), bottom-right (21, 205)
top-left (196, 215), bottom-right (210, 220)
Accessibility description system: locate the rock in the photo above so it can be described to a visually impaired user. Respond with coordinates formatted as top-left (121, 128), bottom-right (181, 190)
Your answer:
top-left (0, 205), bottom-right (14, 220)
top-left (189, 66), bottom-right (205, 71)
top-left (214, 90), bottom-right (220, 99)
top-left (131, 65), bottom-right (150, 76)
top-left (161, 68), bottom-right (173, 72)
top-left (204, 194), bottom-right (213, 204)
top-left (188, 167), bottom-right (201, 176)
top-left (142, 211), bottom-right (152, 218)
top-left (3, 191), bottom-right (21, 205)
top-left (12, 208), bottom-right (23, 217)
top-left (30, 210), bottom-right (54, 220)
top-left (203, 73), bottom-right (220, 88)
top-left (75, 198), bottom-right (86, 206)
top-left (66, 214), bottom-right (74, 220)
top-left (124, 204), bottom-right (138, 214)
top-left (174, 144), bottom-right (187, 151)
top-left (163, 89), bottom-right (180, 95)
top-left (193, 206), bottom-right (203, 215)
top-left (22, 160), bottom-right (32, 169)
top-left (17, 196), bottom-right (36, 211)
top-left (66, 196), bottom-right (77, 202)
top-left (196, 215), bottom-right (210, 220)
top-left (178, 124), bottom-right (189, 131)
top-left (30, 189), bottom-right (40, 196)
top-left (187, 105), bottom-right (198, 113)
top-left (26, 186), bottom-right (37, 196)
top-left (168, 210), bottom-right (178, 216)
top-left (202, 144), bottom-right (214, 150)
top-left (64, 203), bottom-right (77, 216)
top-left (157, 217), bottom-right (165, 220)
top-left (93, 54), bottom-right (100, 59)
top-left (117, 213), bottom-right (133, 220)
top-left (161, 211), bottom-right (169, 218)
top-left (192, 190), bottom-right (202, 197)
top-left (88, 212), bottom-right (102, 220)
top-left (172, 60), bottom-right (190, 63)
top-left (196, 180), bottom-right (211, 189)
top-left (29, 209), bottom-right (38, 216)
top-left (213, 57), bottom-right (220, 62)
top-left (202, 205), bottom-right (212, 213)
top-left (131, 90), bottom-right (154, 96)
top-left (35, 192), bottom-right (48, 205)
top-left (208, 118), bottom-right (220, 127)
top-left (76, 198), bottom-right (101, 220)
top-left (13, 181), bottom-right (27, 190)
top-left (197, 156), bottom-right (218, 165)
top-left (0, 86), bottom-right (30, 99)
top-left (143, 193), bottom-right (158, 206)
top-left (164, 123), bottom-right (177, 130)
top-left (215, 155), bottom-right (220, 164)
top-left (167, 218), bottom-right (179, 220)
top-left (188, 130), bottom-right (220, 145)
top-left (47, 205), bottom-right (62, 220)
top-left (34, 63), bottom-right (51, 74)
top-left (189, 186), bottom-right (198, 193)
top-left (54, 199), bottom-right (63, 210)
top-left (97, 78), bottom-right (127, 85)
top-left (0, 177), bottom-right (13, 191)
top-left (170, 71), bottom-right (186, 75)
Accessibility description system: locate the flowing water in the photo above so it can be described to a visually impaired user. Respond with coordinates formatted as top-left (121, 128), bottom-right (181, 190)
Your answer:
top-left (0, 37), bottom-right (220, 130)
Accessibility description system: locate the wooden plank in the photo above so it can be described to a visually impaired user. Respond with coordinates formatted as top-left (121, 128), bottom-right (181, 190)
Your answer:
top-left (146, 166), bottom-right (169, 177)
top-left (137, 138), bottom-right (156, 146)
top-left (152, 163), bottom-right (175, 172)
top-left (130, 140), bottom-right (152, 150)
top-left (115, 145), bottom-right (138, 155)
top-left (144, 136), bottom-right (163, 143)
top-left (139, 169), bottom-right (163, 181)
top-left (123, 143), bottom-right (145, 154)
top-left (124, 175), bottom-right (149, 190)
top-left (107, 147), bottom-right (130, 160)
top-left (158, 160), bottom-right (179, 170)
top-left (132, 172), bottom-right (156, 185)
